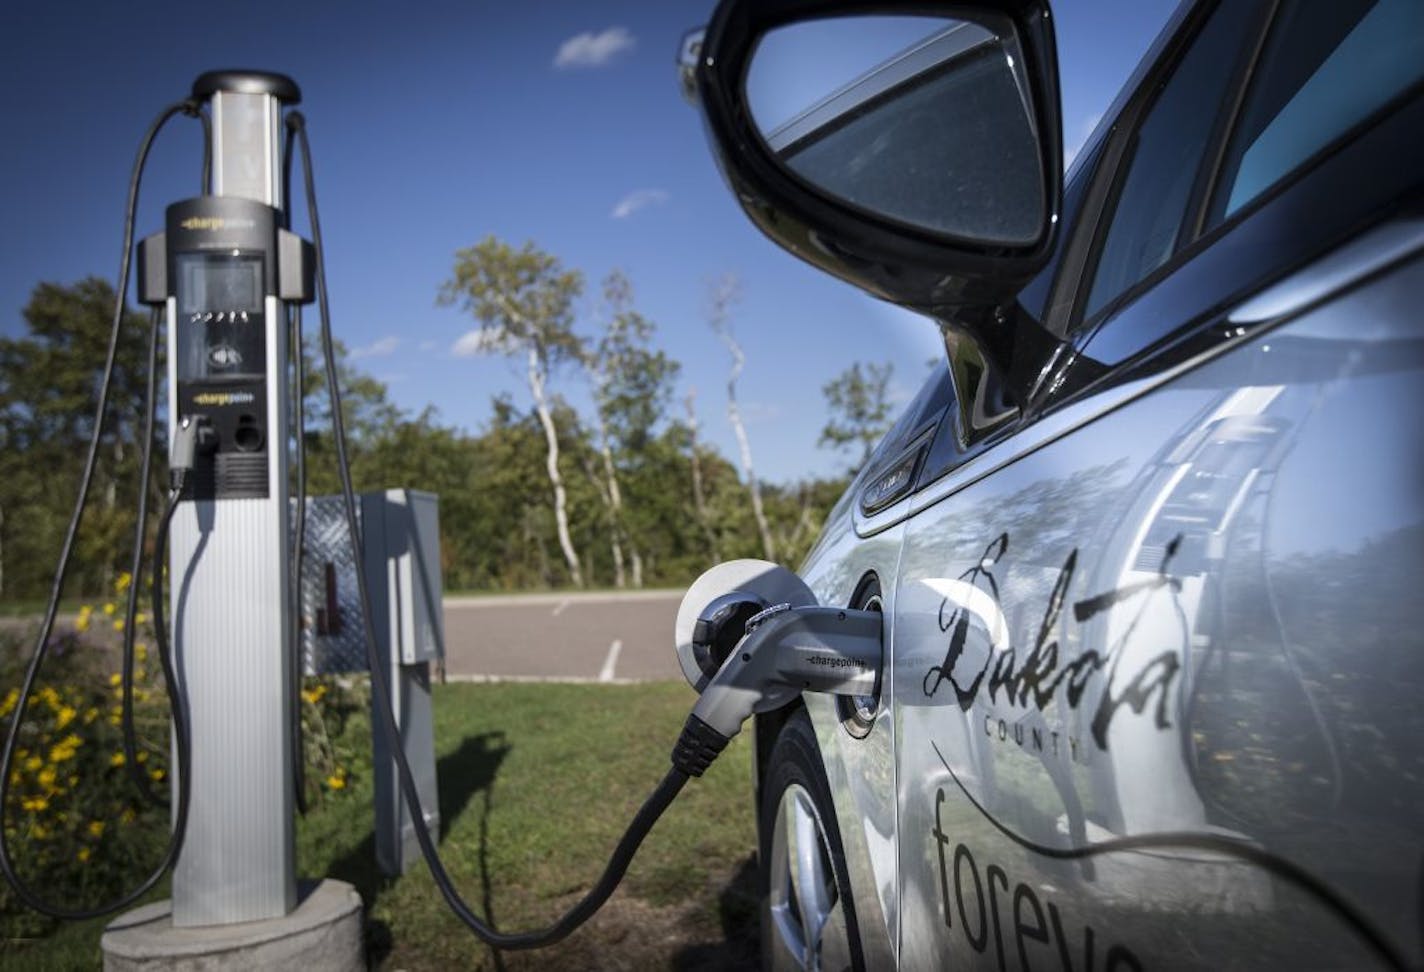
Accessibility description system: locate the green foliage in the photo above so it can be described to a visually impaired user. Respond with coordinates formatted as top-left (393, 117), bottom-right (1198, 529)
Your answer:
top-left (590, 271), bottom-right (680, 452)
top-left (437, 236), bottom-right (584, 370)
top-left (819, 361), bottom-right (895, 471)
top-left (0, 582), bottom-right (362, 951)
top-left (2, 262), bottom-right (864, 604)
top-left (0, 279), bottom-right (158, 601)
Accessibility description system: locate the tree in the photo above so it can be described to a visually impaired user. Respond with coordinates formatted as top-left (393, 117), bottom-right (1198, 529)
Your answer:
top-left (682, 388), bottom-right (720, 562)
top-left (584, 271), bottom-right (680, 587)
top-left (707, 274), bottom-right (775, 561)
top-left (438, 237), bottom-right (587, 587)
top-left (819, 361), bottom-right (895, 472)
top-left (0, 278), bottom-right (155, 599)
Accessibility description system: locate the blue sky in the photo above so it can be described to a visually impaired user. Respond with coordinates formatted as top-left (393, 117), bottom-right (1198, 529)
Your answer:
top-left (0, 0), bottom-right (1177, 484)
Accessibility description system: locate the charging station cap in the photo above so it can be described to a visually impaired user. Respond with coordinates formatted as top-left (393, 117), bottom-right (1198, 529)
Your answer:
top-left (192, 70), bottom-right (301, 104)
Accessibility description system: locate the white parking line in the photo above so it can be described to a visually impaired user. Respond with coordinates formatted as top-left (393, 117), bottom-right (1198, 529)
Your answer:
top-left (599, 639), bottom-right (623, 683)
top-left (551, 599), bottom-right (570, 617)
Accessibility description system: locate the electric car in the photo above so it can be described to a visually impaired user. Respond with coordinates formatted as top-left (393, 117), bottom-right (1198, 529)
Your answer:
top-left (682, 0), bottom-right (1424, 968)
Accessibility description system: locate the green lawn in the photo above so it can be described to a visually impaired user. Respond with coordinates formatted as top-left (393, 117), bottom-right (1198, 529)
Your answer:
top-left (1, 681), bottom-right (760, 970)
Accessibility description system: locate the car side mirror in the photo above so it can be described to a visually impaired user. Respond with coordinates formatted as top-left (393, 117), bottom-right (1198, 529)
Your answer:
top-left (684, 0), bottom-right (1063, 315)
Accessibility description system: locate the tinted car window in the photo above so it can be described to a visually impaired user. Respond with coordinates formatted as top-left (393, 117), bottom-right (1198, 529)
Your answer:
top-left (1081, 1), bottom-right (1259, 322)
top-left (1206, 0), bottom-right (1424, 227)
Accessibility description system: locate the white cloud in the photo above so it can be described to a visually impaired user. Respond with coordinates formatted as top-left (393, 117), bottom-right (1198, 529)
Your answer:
top-left (611, 188), bottom-right (669, 220)
top-left (554, 27), bottom-right (635, 70)
top-left (451, 329), bottom-right (517, 357)
top-left (350, 336), bottom-right (400, 359)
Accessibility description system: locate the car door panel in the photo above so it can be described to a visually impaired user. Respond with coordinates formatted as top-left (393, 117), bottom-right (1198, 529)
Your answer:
top-left (892, 252), bottom-right (1424, 969)
top-left (797, 505), bottom-right (909, 971)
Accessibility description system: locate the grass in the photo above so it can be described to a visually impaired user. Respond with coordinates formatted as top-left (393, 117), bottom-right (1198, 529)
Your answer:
top-left (1, 681), bottom-right (760, 970)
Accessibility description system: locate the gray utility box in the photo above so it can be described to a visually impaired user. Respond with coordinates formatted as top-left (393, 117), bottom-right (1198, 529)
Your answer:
top-left (296, 489), bottom-right (444, 876)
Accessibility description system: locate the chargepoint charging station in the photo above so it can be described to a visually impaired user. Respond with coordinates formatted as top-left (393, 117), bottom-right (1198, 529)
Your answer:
top-left (138, 70), bottom-right (308, 927)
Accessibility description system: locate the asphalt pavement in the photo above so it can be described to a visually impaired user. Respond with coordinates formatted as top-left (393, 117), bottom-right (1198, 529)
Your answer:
top-left (439, 589), bottom-right (686, 683)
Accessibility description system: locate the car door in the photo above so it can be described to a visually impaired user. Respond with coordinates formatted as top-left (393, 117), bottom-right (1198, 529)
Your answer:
top-left (890, 1), bottom-right (1424, 968)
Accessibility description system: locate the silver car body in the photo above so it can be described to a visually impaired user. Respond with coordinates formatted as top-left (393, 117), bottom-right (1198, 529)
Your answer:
top-left (795, 203), bottom-right (1424, 970)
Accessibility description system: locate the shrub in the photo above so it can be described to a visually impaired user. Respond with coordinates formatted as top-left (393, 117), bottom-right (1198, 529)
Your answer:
top-left (0, 572), bottom-right (359, 940)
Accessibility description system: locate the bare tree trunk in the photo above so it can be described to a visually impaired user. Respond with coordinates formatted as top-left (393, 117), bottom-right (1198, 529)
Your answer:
top-left (684, 388), bottom-right (720, 562)
top-left (581, 449), bottom-right (624, 589)
top-left (599, 438), bottom-right (635, 588)
top-left (527, 346), bottom-right (584, 588)
top-left (709, 276), bottom-right (775, 561)
top-left (0, 501), bottom-right (5, 598)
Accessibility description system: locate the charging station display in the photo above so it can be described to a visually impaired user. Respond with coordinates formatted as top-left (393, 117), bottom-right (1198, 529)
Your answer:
top-left (175, 253), bottom-right (265, 378)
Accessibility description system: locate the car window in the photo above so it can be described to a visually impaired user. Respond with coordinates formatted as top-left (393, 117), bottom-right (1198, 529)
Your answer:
top-left (1205, 0), bottom-right (1424, 228)
top-left (1079, 1), bottom-right (1260, 323)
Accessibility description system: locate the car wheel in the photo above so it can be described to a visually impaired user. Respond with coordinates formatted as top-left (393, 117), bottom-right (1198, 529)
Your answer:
top-left (760, 709), bottom-right (862, 972)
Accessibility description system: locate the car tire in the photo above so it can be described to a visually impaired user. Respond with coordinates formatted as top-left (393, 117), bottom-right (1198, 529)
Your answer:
top-left (759, 708), bottom-right (864, 972)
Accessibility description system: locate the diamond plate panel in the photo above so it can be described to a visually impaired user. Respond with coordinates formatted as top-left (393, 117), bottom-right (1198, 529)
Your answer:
top-left (293, 494), bottom-right (369, 673)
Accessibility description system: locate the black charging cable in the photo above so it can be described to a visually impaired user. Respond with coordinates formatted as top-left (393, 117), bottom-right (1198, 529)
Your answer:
top-left (287, 110), bottom-right (717, 950)
top-left (281, 118), bottom-right (311, 817)
top-left (116, 307), bottom-right (164, 806)
top-left (290, 305), bottom-right (310, 816)
top-left (0, 101), bottom-right (203, 919)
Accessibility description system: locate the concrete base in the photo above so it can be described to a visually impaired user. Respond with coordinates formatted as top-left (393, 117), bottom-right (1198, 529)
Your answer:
top-left (101, 879), bottom-right (364, 971)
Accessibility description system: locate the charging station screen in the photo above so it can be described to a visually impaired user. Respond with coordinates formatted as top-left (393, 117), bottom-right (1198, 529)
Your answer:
top-left (179, 254), bottom-right (263, 315)
top-left (176, 253), bottom-right (265, 379)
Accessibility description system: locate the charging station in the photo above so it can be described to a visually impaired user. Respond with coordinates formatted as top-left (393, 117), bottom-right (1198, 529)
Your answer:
top-left (136, 70), bottom-right (309, 927)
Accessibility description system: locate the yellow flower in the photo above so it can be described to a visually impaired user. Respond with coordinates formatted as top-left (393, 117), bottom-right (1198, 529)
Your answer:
top-left (77, 847), bottom-right (91, 862)
top-left (325, 770), bottom-right (346, 790)
top-left (113, 619), bottom-right (126, 632)
top-left (110, 752), bottom-right (126, 767)
top-left (56, 705), bottom-right (77, 730)
top-left (135, 751), bottom-right (148, 763)
top-left (23, 756), bottom-right (42, 773)
top-left (88, 820), bottom-right (105, 839)
top-left (134, 613), bottom-right (148, 626)
top-left (135, 642), bottom-right (148, 662)
top-left (38, 766), bottom-right (57, 789)
top-left (83, 707), bottom-right (99, 725)
top-left (120, 808), bottom-right (137, 825)
top-left (108, 673), bottom-right (122, 687)
top-left (0, 688), bottom-right (18, 717)
top-left (148, 768), bottom-right (166, 782)
top-left (74, 615), bottom-right (90, 632)
top-left (21, 797), bottom-right (48, 813)
top-left (115, 572), bottom-right (133, 593)
top-left (103, 603), bottom-right (117, 616)
top-left (49, 735), bottom-right (81, 763)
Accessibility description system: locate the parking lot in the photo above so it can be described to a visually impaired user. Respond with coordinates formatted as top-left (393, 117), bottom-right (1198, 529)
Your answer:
top-left (439, 589), bottom-right (685, 683)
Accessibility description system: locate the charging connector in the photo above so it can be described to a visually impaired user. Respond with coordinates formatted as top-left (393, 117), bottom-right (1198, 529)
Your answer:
top-left (674, 604), bottom-right (883, 769)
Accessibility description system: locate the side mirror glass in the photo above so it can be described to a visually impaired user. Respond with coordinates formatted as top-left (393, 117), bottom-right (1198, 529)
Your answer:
top-left (744, 15), bottom-right (1045, 247)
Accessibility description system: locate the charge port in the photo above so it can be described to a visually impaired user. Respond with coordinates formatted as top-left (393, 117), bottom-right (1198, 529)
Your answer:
top-left (234, 414), bottom-right (263, 452)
